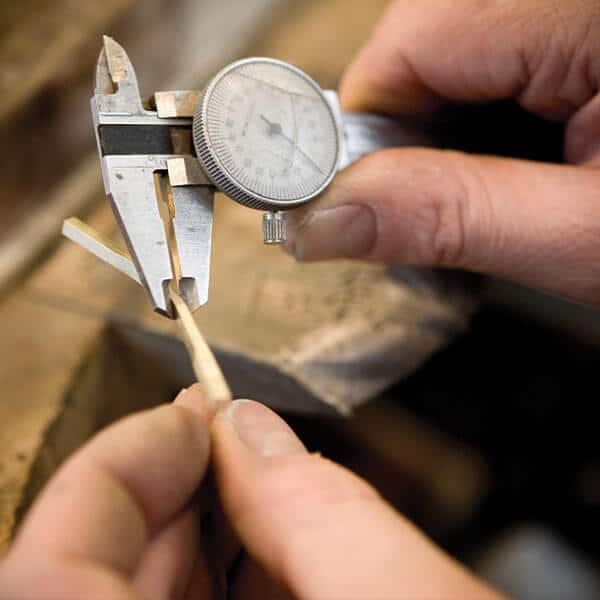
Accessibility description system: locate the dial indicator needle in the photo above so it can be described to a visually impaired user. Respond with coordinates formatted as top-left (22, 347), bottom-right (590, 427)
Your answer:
top-left (242, 99), bottom-right (256, 137)
top-left (259, 114), bottom-right (324, 175)
top-left (260, 114), bottom-right (282, 136)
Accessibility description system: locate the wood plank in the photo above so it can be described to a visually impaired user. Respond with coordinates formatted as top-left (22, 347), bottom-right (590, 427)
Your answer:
top-left (0, 205), bottom-right (139, 554)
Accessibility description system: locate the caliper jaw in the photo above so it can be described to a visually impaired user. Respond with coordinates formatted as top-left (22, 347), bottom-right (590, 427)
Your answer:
top-left (65, 36), bottom-right (213, 318)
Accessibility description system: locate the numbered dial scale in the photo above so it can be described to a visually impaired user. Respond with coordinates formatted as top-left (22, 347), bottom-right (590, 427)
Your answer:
top-left (193, 58), bottom-right (341, 211)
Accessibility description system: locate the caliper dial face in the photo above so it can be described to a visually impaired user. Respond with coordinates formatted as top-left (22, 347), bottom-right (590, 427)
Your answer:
top-left (193, 58), bottom-right (340, 210)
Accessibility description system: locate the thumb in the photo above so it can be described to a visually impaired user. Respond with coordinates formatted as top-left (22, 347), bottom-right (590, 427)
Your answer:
top-left (286, 149), bottom-right (600, 306)
top-left (211, 400), bottom-right (504, 600)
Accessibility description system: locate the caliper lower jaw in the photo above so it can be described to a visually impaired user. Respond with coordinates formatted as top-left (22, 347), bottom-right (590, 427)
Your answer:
top-left (101, 154), bottom-right (214, 318)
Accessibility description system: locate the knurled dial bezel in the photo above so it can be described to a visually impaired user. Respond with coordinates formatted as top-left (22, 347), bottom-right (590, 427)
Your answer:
top-left (192, 57), bottom-right (341, 211)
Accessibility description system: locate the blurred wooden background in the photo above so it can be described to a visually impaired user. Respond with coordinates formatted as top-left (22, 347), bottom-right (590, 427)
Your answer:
top-left (0, 0), bottom-right (486, 556)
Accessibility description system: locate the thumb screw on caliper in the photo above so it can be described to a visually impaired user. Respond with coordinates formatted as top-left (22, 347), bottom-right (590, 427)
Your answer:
top-left (262, 211), bottom-right (287, 244)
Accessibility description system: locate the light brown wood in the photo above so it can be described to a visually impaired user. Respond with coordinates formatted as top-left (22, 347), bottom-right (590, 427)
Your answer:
top-left (169, 285), bottom-right (232, 407)
top-left (0, 204), bottom-right (143, 555)
top-left (0, 156), bottom-right (101, 292)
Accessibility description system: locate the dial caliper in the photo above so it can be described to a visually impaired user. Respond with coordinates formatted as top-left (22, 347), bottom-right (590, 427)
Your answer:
top-left (63, 36), bottom-right (427, 318)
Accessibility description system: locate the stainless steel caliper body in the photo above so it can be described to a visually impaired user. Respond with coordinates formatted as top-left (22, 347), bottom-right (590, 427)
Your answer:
top-left (63, 36), bottom-right (426, 318)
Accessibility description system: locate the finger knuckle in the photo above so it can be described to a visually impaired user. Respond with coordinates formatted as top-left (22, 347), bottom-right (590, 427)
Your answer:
top-left (356, 149), bottom-right (492, 269)
top-left (515, 0), bottom-right (600, 116)
top-left (423, 152), bottom-right (474, 266)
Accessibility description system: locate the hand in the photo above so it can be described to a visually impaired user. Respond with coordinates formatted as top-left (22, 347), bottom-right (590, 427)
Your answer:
top-left (0, 387), bottom-right (216, 600)
top-left (285, 0), bottom-right (600, 306)
top-left (0, 387), bottom-right (505, 599)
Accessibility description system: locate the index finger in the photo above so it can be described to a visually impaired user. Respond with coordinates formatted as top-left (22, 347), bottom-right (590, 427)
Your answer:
top-left (4, 385), bottom-right (212, 579)
top-left (340, 0), bottom-right (599, 121)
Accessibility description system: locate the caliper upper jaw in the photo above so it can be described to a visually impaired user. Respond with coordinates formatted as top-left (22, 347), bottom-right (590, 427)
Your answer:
top-left (68, 36), bottom-right (216, 319)
top-left (95, 35), bottom-right (147, 116)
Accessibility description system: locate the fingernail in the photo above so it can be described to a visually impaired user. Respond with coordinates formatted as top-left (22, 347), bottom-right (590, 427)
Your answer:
top-left (174, 387), bottom-right (189, 401)
top-left (227, 400), bottom-right (306, 457)
top-left (174, 384), bottom-right (219, 423)
top-left (291, 205), bottom-right (376, 261)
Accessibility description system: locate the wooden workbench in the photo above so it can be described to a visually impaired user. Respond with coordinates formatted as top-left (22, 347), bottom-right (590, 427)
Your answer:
top-left (0, 0), bottom-right (487, 555)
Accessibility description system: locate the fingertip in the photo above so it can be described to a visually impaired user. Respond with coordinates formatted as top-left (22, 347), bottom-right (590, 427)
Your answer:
top-left (174, 383), bottom-right (219, 425)
top-left (338, 11), bottom-right (442, 117)
top-left (338, 68), bottom-right (370, 113)
top-left (337, 7), bottom-right (394, 114)
top-left (175, 383), bottom-right (205, 403)
top-left (338, 51), bottom-right (396, 114)
top-left (565, 94), bottom-right (600, 166)
top-left (213, 400), bottom-right (306, 459)
top-left (340, 66), bottom-right (435, 116)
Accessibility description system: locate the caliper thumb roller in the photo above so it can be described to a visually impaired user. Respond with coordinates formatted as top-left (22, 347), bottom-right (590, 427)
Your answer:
top-left (63, 37), bottom-right (429, 317)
